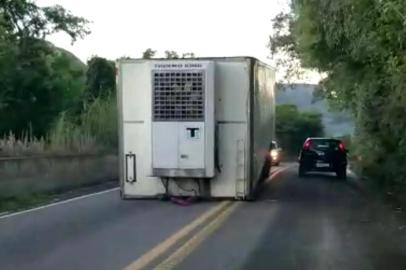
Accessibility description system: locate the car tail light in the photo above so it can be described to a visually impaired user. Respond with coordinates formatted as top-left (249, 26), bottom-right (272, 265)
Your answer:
top-left (303, 139), bottom-right (312, 150)
top-left (338, 142), bottom-right (345, 151)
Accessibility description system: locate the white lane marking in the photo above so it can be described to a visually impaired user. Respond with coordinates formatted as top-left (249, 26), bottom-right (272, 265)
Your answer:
top-left (267, 165), bottom-right (292, 183)
top-left (0, 187), bottom-right (119, 220)
top-left (270, 168), bottom-right (283, 176)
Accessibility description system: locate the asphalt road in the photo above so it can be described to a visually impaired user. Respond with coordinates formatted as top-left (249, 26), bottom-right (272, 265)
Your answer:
top-left (1, 164), bottom-right (406, 270)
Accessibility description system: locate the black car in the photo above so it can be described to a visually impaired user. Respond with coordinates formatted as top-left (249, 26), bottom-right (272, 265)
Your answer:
top-left (298, 138), bottom-right (348, 179)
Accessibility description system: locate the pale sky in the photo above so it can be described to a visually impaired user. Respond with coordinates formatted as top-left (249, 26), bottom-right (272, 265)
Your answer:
top-left (37, 0), bottom-right (288, 61)
top-left (37, 0), bottom-right (319, 83)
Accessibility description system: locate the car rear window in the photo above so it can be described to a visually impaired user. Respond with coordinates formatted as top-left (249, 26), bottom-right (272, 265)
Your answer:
top-left (311, 140), bottom-right (339, 150)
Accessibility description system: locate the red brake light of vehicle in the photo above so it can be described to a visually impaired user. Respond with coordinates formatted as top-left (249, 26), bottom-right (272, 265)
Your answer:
top-left (303, 139), bottom-right (312, 150)
top-left (338, 142), bottom-right (345, 151)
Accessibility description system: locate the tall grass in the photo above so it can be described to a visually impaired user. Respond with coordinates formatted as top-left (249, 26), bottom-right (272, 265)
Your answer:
top-left (0, 132), bottom-right (46, 156)
top-left (48, 112), bottom-right (98, 154)
top-left (79, 95), bottom-right (118, 149)
top-left (49, 95), bottom-right (117, 154)
top-left (0, 95), bottom-right (117, 157)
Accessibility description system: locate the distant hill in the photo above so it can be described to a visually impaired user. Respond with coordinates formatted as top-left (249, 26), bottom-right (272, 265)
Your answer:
top-left (276, 84), bottom-right (354, 136)
top-left (44, 40), bottom-right (86, 70)
top-left (51, 44), bottom-right (87, 93)
top-left (55, 47), bottom-right (86, 70)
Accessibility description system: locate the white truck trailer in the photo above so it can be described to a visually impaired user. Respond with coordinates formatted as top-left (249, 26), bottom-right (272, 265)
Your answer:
top-left (117, 57), bottom-right (275, 200)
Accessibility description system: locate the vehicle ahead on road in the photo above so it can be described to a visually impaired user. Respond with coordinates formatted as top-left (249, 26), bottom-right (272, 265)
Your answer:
top-left (298, 138), bottom-right (348, 179)
top-left (270, 140), bottom-right (282, 166)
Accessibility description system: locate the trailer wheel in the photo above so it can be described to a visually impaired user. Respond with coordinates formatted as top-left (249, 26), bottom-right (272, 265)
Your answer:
top-left (246, 193), bottom-right (257, 202)
top-left (259, 159), bottom-right (271, 181)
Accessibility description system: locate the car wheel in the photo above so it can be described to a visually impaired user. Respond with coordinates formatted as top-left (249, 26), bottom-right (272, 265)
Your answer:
top-left (336, 168), bottom-right (347, 179)
top-left (298, 164), bottom-right (306, 177)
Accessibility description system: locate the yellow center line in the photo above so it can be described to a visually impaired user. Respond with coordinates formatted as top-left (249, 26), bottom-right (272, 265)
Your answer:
top-left (123, 201), bottom-right (232, 270)
top-left (124, 165), bottom-right (291, 270)
top-left (155, 202), bottom-right (241, 270)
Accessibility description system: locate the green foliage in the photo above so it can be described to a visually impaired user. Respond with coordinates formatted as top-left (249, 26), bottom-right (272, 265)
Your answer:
top-left (0, 0), bottom-right (89, 136)
top-left (181, 52), bottom-right (195, 58)
top-left (0, 39), bottom-right (86, 136)
top-left (164, 50), bottom-right (179, 59)
top-left (0, 94), bottom-right (117, 156)
top-left (0, 1), bottom-right (117, 157)
top-left (276, 104), bottom-right (324, 155)
top-left (142, 50), bottom-right (195, 59)
top-left (79, 95), bottom-right (117, 149)
top-left (0, 193), bottom-right (52, 213)
top-left (49, 95), bottom-right (117, 154)
top-left (142, 48), bottom-right (156, 59)
top-left (49, 111), bottom-right (97, 154)
top-left (270, 0), bottom-right (406, 192)
top-left (0, 0), bottom-right (89, 41)
top-left (85, 56), bottom-right (115, 101)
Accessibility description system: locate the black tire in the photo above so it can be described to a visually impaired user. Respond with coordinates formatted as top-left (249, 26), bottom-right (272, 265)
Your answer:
top-left (298, 164), bottom-right (306, 177)
top-left (246, 192), bottom-right (257, 202)
top-left (336, 168), bottom-right (347, 179)
top-left (260, 159), bottom-right (271, 181)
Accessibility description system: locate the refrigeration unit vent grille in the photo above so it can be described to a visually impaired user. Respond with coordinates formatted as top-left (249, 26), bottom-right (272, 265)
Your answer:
top-left (152, 71), bottom-right (205, 121)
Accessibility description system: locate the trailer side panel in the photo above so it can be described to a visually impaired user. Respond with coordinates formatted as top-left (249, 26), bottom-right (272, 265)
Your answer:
top-left (249, 60), bottom-right (276, 193)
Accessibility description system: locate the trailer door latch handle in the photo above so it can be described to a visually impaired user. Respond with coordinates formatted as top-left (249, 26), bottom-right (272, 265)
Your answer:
top-left (125, 153), bottom-right (136, 183)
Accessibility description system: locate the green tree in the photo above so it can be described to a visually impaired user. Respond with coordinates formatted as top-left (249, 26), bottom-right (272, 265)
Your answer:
top-left (0, 0), bottom-right (89, 136)
top-left (0, 39), bottom-right (86, 136)
top-left (270, 0), bottom-right (406, 190)
top-left (142, 48), bottom-right (156, 59)
top-left (0, 0), bottom-right (89, 42)
top-left (85, 56), bottom-right (115, 101)
top-left (164, 50), bottom-right (179, 59)
top-left (181, 52), bottom-right (195, 58)
top-left (276, 104), bottom-right (324, 155)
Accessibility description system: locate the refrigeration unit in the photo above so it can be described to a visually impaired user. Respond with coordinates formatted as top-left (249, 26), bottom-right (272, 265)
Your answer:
top-left (117, 57), bottom-right (275, 200)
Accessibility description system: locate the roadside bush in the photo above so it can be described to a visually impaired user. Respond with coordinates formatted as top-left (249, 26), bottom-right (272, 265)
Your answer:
top-left (49, 95), bottom-right (117, 154)
top-left (0, 95), bottom-right (117, 157)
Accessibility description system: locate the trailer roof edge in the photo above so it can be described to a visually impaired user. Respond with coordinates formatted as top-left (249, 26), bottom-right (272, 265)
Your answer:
top-left (117, 56), bottom-right (275, 71)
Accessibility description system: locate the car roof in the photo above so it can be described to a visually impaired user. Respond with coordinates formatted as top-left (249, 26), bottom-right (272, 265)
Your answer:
top-left (307, 137), bottom-right (340, 141)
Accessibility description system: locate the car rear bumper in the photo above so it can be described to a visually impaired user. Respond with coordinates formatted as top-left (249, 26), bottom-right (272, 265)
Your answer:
top-left (299, 160), bottom-right (346, 172)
